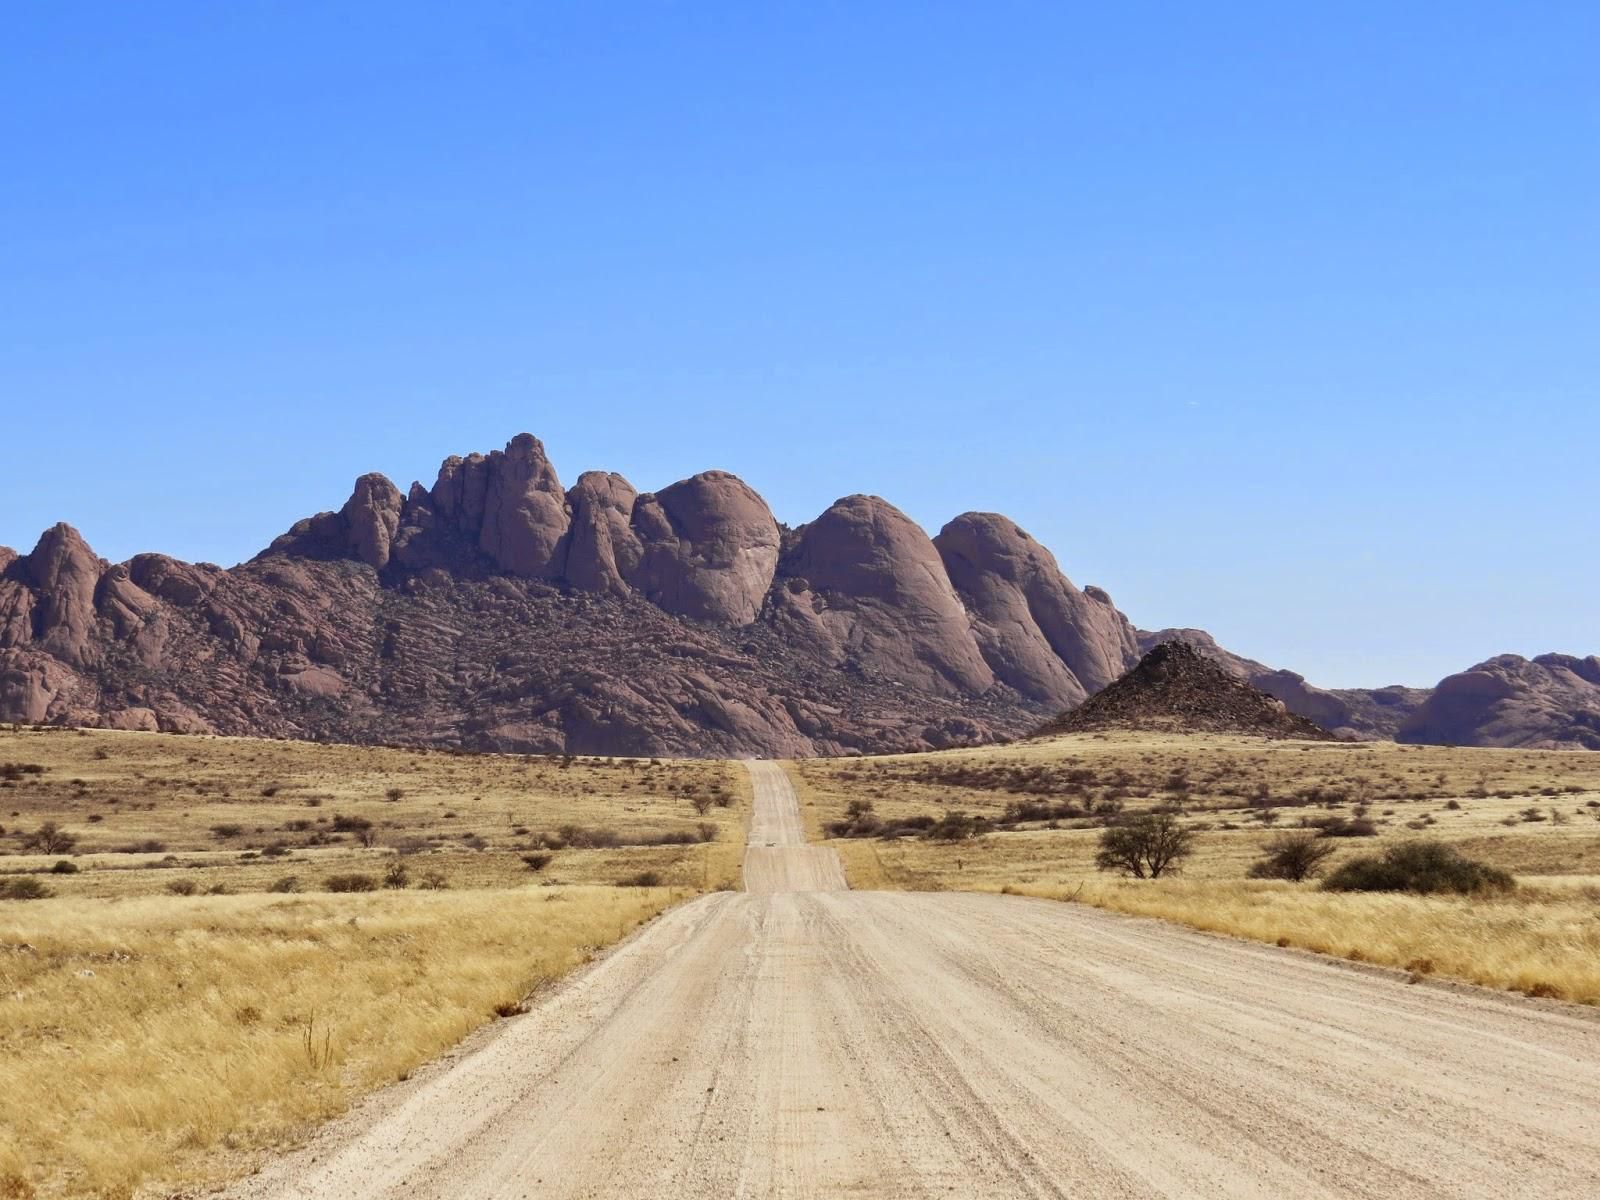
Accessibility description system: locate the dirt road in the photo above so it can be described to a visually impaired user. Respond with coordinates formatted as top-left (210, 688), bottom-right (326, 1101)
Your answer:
top-left (232, 761), bottom-right (1600, 1199)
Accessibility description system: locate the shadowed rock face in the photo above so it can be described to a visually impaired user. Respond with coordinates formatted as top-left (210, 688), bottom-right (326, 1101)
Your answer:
top-left (935, 513), bottom-right (1138, 708)
top-left (1398, 655), bottom-right (1600, 750)
top-left (1, 432), bottom-right (1588, 754)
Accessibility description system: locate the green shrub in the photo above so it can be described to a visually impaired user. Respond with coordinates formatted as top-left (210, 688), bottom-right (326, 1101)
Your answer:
top-left (1322, 842), bottom-right (1513, 895)
top-left (0, 876), bottom-right (52, 900)
top-left (324, 873), bottom-right (379, 893)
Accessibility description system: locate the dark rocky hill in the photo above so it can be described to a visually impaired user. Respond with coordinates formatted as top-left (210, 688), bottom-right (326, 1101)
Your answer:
top-left (1034, 641), bottom-right (1336, 740)
top-left (1136, 628), bottom-right (1432, 741)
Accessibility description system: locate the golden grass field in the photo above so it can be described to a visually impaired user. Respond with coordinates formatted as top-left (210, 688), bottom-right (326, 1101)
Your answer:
top-left (0, 725), bottom-right (749, 1199)
top-left (795, 732), bottom-right (1600, 1005)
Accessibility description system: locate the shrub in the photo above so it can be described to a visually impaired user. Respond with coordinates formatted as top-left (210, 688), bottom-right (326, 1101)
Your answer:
top-left (619, 870), bottom-right (662, 887)
top-left (1305, 815), bottom-right (1378, 838)
top-left (23, 821), bottom-right (76, 855)
top-left (210, 823), bottom-right (244, 839)
top-left (827, 799), bottom-right (883, 838)
top-left (0, 876), bottom-right (52, 900)
top-left (1322, 842), bottom-right (1514, 896)
top-left (1094, 813), bottom-right (1194, 879)
top-left (49, 859), bottom-right (79, 875)
top-left (324, 873), bottom-right (379, 893)
top-left (385, 787), bottom-right (404, 802)
top-left (927, 810), bottom-right (983, 842)
top-left (382, 861), bottom-right (410, 889)
top-left (269, 875), bottom-right (302, 893)
top-left (165, 879), bottom-right (199, 896)
top-left (521, 852), bottom-right (554, 872)
top-left (1247, 832), bottom-right (1336, 882)
top-left (419, 871), bottom-right (450, 890)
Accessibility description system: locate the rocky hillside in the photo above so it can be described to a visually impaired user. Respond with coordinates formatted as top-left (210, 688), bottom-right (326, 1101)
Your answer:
top-left (1397, 655), bottom-right (1600, 750)
top-left (0, 434), bottom-right (1143, 756)
top-left (1035, 641), bottom-right (1335, 740)
top-left (1137, 628), bottom-right (1432, 741)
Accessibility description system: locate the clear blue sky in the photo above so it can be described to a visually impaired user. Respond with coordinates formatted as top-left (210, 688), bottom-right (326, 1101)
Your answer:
top-left (3, 3), bottom-right (1595, 688)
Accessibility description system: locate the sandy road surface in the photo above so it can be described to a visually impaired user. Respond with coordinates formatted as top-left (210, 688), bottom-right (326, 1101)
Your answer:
top-left (231, 762), bottom-right (1600, 1199)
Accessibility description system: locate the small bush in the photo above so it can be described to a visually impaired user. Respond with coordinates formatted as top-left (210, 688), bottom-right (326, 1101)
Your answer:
top-left (1322, 842), bottom-right (1514, 896)
top-left (49, 859), bottom-right (79, 875)
top-left (1248, 832), bottom-right (1337, 882)
top-left (521, 852), bottom-right (554, 872)
top-left (269, 875), bottom-right (301, 893)
top-left (1305, 815), bottom-right (1378, 838)
top-left (0, 876), bottom-right (52, 900)
top-left (165, 879), bottom-right (199, 896)
top-left (619, 870), bottom-right (662, 888)
top-left (419, 871), bottom-right (450, 890)
top-left (324, 873), bottom-right (379, 893)
top-left (382, 861), bottom-right (410, 889)
top-left (210, 823), bottom-right (244, 839)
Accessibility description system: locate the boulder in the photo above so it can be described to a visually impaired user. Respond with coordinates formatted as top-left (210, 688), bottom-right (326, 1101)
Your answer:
top-left (625, 471), bottom-right (778, 625)
top-left (935, 512), bottom-right (1138, 707)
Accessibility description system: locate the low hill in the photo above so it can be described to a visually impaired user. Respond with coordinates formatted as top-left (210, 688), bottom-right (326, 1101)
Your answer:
top-left (1035, 641), bottom-right (1336, 740)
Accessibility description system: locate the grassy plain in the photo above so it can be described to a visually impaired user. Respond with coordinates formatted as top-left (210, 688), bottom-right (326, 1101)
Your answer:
top-left (796, 732), bottom-right (1600, 1004)
top-left (0, 725), bottom-right (749, 1199)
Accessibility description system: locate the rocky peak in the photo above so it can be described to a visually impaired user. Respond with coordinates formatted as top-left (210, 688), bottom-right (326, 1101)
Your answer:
top-left (340, 473), bottom-right (405, 570)
top-left (625, 470), bottom-right (779, 625)
top-left (1035, 640), bottom-right (1334, 740)
top-left (934, 512), bottom-right (1139, 707)
top-left (780, 495), bottom-right (994, 694)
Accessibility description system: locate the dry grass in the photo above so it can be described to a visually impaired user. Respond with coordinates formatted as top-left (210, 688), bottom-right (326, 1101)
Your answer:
top-left (800, 733), bottom-right (1600, 1008)
top-left (0, 725), bottom-right (751, 1198)
top-left (0, 725), bottom-right (749, 898)
top-left (986, 878), bottom-right (1600, 1005)
top-left (0, 886), bottom-right (681, 1198)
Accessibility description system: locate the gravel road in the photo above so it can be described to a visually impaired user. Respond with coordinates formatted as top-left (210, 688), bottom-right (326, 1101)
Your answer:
top-left (230, 760), bottom-right (1600, 1199)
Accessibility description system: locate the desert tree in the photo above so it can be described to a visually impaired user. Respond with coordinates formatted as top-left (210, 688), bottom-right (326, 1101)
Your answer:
top-left (1247, 831), bottom-right (1336, 882)
top-left (1094, 813), bottom-right (1194, 879)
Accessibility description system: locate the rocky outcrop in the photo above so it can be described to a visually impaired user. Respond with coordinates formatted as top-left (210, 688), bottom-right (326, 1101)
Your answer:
top-left (624, 472), bottom-right (778, 624)
top-left (779, 495), bottom-right (994, 695)
top-left (434, 433), bottom-right (571, 578)
top-left (1136, 627), bottom-right (1430, 741)
top-left (1036, 641), bottom-right (1335, 740)
top-left (1398, 655), bottom-right (1600, 750)
top-left (564, 472), bottom-right (641, 597)
top-left (935, 513), bottom-right (1138, 707)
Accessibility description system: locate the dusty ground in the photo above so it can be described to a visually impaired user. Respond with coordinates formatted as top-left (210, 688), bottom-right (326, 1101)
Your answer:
top-left (228, 760), bottom-right (1600, 1199)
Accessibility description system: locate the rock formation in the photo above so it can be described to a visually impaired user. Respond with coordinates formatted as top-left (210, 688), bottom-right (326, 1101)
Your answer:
top-left (1, 433), bottom-right (1590, 754)
top-left (1034, 641), bottom-right (1335, 740)
top-left (1397, 655), bottom-right (1600, 750)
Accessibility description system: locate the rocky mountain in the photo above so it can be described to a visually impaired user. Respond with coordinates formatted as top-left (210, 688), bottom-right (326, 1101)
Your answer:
top-left (1035, 641), bottom-right (1335, 740)
top-left (3, 432), bottom-right (1591, 755)
top-left (0, 434), bottom-right (1147, 756)
top-left (1136, 628), bottom-right (1432, 741)
top-left (1396, 655), bottom-right (1600, 750)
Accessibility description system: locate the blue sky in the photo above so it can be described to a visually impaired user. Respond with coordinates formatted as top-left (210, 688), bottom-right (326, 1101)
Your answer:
top-left (3, 3), bottom-right (1595, 688)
